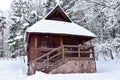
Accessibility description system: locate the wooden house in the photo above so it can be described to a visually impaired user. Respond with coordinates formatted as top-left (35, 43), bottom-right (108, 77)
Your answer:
top-left (25, 5), bottom-right (96, 75)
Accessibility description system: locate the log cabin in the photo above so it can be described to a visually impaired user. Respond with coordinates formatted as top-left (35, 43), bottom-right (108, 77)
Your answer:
top-left (25, 5), bottom-right (96, 75)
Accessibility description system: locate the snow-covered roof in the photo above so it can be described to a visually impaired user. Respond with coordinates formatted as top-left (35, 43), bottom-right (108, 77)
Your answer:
top-left (26, 19), bottom-right (96, 37)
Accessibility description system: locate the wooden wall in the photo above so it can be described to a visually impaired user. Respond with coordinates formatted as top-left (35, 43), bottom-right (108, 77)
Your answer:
top-left (27, 33), bottom-right (88, 62)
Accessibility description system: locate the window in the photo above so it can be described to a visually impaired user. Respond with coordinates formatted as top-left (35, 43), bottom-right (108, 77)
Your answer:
top-left (41, 41), bottom-right (47, 48)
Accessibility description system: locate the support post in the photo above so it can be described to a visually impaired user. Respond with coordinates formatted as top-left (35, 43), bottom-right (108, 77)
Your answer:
top-left (82, 38), bottom-right (85, 57)
top-left (62, 45), bottom-right (65, 63)
top-left (60, 36), bottom-right (63, 46)
top-left (60, 36), bottom-right (64, 63)
top-left (35, 36), bottom-right (38, 58)
top-left (47, 54), bottom-right (49, 70)
top-left (78, 44), bottom-right (81, 59)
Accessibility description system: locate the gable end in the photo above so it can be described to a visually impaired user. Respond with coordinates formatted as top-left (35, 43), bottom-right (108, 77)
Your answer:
top-left (45, 5), bottom-right (72, 23)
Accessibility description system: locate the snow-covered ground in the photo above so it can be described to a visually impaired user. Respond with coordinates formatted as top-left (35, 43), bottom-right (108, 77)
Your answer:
top-left (0, 57), bottom-right (27, 80)
top-left (0, 57), bottom-right (120, 80)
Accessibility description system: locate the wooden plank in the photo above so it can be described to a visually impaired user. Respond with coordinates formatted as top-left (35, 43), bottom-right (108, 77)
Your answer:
top-left (64, 51), bottom-right (91, 54)
top-left (35, 36), bottom-right (38, 59)
top-left (49, 52), bottom-right (62, 60)
top-left (80, 51), bottom-right (92, 54)
top-left (38, 48), bottom-right (55, 52)
top-left (47, 54), bottom-right (49, 70)
top-left (63, 45), bottom-right (78, 48)
top-left (64, 57), bottom-right (94, 61)
top-left (80, 57), bottom-right (95, 60)
top-left (78, 46), bottom-right (80, 58)
top-left (62, 45), bottom-right (65, 63)
top-left (35, 36), bottom-right (37, 48)
top-left (64, 51), bottom-right (78, 53)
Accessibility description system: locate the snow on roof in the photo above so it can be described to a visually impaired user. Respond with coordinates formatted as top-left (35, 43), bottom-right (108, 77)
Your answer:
top-left (26, 19), bottom-right (96, 37)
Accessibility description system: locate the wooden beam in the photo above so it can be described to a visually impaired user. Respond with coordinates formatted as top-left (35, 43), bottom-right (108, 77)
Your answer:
top-left (62, 45), bottom-right (65, 63)
top-left (38, 48), bottom-right (55, 52)
top-left (60, 36), bottom-right (63, 46)
top-left (78, 45), bottom-right (80, 58)
top-left (59, 36), bottom-right (63, 59)
top-left (35, 36), bottom-right (37, 48)
top-left (64, 45), bottom-right (78, 48)
top-left (35, 35), bottom-right (38, 58)
top-left (60, 35), bottom-right (65, 63)
top-left (64, 51), bottom-right (78, 53)
top-left (82, 38), bottom-right (85, 57)
top-left (49, 52), bottom-right (62, 60)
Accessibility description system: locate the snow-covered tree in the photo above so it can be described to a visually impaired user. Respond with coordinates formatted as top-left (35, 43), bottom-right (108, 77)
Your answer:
top-left (43, 0), bottom-right (57, 15)
top-left (0, 11), bottom-right (7, 57)
top-left (4, 0), bottom-right (120, 59)
top-left (8, 0), bottom-right (42, 57)
top-left (60, 0), bottom-right (120, 59)
top-left (32, 0), bottom-right (44, 17)
top-left (87, 0), bottom-right (120, 59)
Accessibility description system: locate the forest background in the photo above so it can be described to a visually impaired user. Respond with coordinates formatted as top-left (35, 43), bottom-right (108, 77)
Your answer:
top-left (0, 0), bottom-right (120, 60)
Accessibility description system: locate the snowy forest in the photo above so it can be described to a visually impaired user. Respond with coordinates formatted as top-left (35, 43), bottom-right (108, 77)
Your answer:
top-left (0, 0), bottom-right (120, 60)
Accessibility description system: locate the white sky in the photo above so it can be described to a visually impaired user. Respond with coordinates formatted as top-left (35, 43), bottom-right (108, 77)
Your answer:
top-left (0, 0), bottom-right (12, 11)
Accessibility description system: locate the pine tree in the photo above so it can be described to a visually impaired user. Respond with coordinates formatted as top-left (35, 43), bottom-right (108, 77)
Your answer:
top-left (0, 11), bottom-right (7, 57)
top-left (61, 0), bottom-right (87, 26)
top-left (8, 0), bottom-right (40, 57)
top-left (43, 0), bottom-right (57, 15)
top-left (61, 0), bottom-right (76, 15)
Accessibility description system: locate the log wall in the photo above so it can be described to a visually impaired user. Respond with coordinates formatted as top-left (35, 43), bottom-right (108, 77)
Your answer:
top-left (28, 34), bottom-right (84, 62)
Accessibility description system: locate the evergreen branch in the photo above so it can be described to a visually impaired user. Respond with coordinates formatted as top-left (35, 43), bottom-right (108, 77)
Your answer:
top-left (84, 0), bottom-right (114, 9)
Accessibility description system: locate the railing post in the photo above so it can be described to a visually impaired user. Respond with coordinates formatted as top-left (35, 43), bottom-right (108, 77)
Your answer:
top-left (47, 54), bottom-right (49, 68)
top-left (62, 45), bottom-right (65, 63)
top-left (78, 44), bottom-right (81, 59)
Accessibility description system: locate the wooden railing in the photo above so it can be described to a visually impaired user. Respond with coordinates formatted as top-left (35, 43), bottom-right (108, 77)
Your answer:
top-left (63, 45), bottom-right (95, 59)
top-left (29, 44), bottom-right (95, 74)
top-left (34, 46), bottom-right (62, 62)
top-left (29, 46), bottom-right (62, 74)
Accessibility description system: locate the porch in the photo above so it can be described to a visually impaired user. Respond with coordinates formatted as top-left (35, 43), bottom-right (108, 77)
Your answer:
top-left (28, 44), bottom-right (96, 74)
